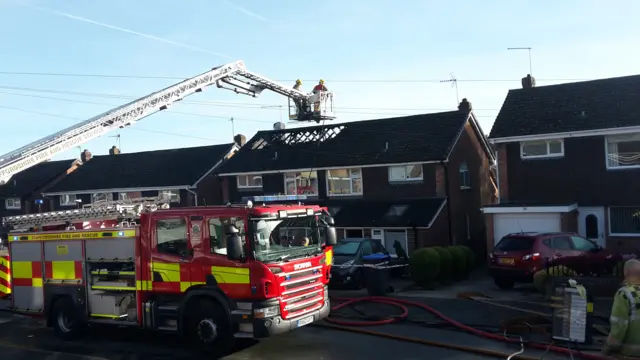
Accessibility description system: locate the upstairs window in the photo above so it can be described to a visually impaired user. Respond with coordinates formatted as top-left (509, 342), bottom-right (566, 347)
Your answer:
top-left (327, 168), bottom-right (363, 196)
top-left (459, 162), bottom-right (471, 188)
top-left (159, 190), bottom-right (181, 203)
top-left (91, 192), bottom-right (113, 204)
top-left (388, 164), bottom-right (423, 182)
top-left (237, 175), bottom-right (263, 189)
top-left (520, 140), bottom-right (564, 159)
top-left (284, 171), bottom-right (318, 196)
top-left (5, 198), bottom-right (20, 210)
top-left (60, 194), bottom-right (77, 207)
top-left (606, 134), bottom-right (640, 169)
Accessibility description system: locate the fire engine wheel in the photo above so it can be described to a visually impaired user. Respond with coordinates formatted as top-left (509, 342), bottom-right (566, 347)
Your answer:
top-left (185, 299), bottom-right (234, 356)
top-left (51, 297), bottom-right (87, 341)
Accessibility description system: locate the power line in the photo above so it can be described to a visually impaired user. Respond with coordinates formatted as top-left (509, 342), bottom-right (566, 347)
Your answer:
top-left (0, 70), bottom-right (591, 83)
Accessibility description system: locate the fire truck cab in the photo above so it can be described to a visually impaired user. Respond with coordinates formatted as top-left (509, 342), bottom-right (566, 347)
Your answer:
top-left (3, 197), bottom-right (336, 354)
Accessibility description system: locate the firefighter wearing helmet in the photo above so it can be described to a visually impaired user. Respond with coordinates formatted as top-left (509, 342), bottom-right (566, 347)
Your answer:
top-left (313, 79), bottom-right (328, 94)
top-left (293, 79), bottom-right (302, 91)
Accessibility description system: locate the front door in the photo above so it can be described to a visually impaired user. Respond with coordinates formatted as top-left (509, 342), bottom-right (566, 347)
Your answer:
top-left (383, 230), bottom-right (408, 256)
top-left (578, 207), bottom-right (605, 247)
top-left (150, 215), bottom-right (193, 293)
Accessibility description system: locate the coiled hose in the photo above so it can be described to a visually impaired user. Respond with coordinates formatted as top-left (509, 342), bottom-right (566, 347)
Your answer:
top-left (320, 296), bottom-right (611, 360)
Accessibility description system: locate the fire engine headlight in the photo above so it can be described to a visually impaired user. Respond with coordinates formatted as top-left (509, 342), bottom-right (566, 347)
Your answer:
top-left (254, 305), bottom-right (279, 319)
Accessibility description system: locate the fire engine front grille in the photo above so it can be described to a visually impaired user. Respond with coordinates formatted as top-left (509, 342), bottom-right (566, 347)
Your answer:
top-left (278, 267), bottom-right (324, 319)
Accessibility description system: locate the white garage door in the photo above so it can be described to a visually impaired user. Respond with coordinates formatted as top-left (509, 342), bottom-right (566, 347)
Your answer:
top-left (493, 213), bottom-right (561, 245)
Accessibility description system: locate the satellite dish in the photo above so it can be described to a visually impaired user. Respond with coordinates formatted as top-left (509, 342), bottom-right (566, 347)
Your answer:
top-left (273, 122), bottom-right (286, 130)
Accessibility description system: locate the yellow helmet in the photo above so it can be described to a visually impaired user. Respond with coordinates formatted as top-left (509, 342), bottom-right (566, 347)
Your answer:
top-left (295, 79), bottom-right (302, 84)
top-left (319, 79), bottom-right (325, 84)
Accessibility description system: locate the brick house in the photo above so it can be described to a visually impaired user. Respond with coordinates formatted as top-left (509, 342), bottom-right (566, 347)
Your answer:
top-left (0, 159), bottom-right (80, 218)
top-left (484, 74), bottom-right (640, 253)
top-left (215, 99), bottom-right (496, 256)
top-left (43, 143), bottom-right (239, 210)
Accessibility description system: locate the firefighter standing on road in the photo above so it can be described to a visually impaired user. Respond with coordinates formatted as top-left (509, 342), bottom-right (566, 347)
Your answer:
top-left (603, 259), bottom-right (640, 358)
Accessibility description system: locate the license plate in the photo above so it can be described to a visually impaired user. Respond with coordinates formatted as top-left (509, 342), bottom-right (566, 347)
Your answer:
top-left (297, 315), bottom-right (314, 327)
top-left (498, 257), bottom-right (515, 265)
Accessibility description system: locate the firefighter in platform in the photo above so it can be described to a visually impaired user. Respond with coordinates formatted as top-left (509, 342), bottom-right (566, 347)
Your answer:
top-left (313, 79), bottom-right (327, 94)
top-left (603, 258), bottom-right (640, 358)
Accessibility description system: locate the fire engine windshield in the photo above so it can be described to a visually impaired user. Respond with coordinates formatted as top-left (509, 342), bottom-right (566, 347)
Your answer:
top-left (251, 215), bottom-right (324, 263)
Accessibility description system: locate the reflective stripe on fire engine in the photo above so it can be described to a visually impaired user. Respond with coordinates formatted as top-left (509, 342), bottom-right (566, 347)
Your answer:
top-left (149, 262), bottom-right (250, 293)
top-left (325, 249), bottom-right (333, 266)
top-left (12, 261), bottom-right (43, 287)
top-left (211, 266), bottom-right (250, 284)
top-left (44, 261), bottom-right (83, 282)
top-left (0, 256), bottom-right (11, 296)
top-left (9, 230), bottom-right (137, 242)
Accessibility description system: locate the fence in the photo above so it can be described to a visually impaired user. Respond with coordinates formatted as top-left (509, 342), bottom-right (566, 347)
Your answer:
top-left (542, 255), bottom-right (628, 298)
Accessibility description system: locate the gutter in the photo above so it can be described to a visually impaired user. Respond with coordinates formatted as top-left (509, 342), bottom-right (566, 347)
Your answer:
top-left (440, 161), bottom-right (454, 246)
top-left (185, 188), bottom-right (198, 206)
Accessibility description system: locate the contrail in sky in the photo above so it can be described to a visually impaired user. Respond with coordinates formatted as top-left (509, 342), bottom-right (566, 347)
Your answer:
top-left (17, 3), bottom-right (233, 59)
top-left (220, 0), bottom-right (269, 22)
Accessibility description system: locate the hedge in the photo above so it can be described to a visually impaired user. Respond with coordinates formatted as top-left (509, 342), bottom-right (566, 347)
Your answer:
top-left (432, 246), bottom-right (453, 282)
top-left (458, 245), bottom-right (476, 271)
top-left (533, 265), bottom-right (577, 294)
top-left (447, 246), bottom-right (467, 280)
top-left (409, 247), bottom-right (440, 286)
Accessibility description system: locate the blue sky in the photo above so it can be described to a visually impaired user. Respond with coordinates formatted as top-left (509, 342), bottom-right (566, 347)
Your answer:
top-left (1, 0), bottom-right (640, 161)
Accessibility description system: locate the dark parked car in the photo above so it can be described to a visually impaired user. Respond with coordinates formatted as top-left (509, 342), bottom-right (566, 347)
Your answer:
top-left (489, 232), bottom-right (617, 289)
top-left (329, 238), bottom-right (388, 289)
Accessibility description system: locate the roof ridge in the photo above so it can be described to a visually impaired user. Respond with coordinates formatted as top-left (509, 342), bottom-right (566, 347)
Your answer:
top-left (509, 73), bottom-right (640, 93)
top-left (88, 142), bottom-right (234, 159)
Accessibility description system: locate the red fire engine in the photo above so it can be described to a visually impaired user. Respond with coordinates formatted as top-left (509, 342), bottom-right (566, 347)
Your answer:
top-left (2, 195), bottom-right (336, 353)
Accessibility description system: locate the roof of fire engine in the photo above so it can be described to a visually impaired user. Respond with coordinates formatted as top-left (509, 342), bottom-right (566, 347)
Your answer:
top-left (0, 159), bottom-right (78, 198)
top-left (216, 110), bottom-right (492, 174)
top-left (45, 143), bottom-right (236, 193)
top-left (490, 74), bottom-right (640, 139)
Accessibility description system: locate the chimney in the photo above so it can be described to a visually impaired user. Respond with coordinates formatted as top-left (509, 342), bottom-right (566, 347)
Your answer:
top-left (109, 146), bottom-right (121, 155)
top-left (458, 98), bottom-right (472, 112)
top-left (80, 149), bottom-right (92, 163)
top-left (233, 134), bottom-right (246, 147)
top-left (521, 74), bottom-right (536, 89)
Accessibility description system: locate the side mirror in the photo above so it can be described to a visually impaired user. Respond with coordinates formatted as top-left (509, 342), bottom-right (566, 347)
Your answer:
top-left (227, 234), bottom-right (244, 261)
top-left (326, 216), bottom-right (336, 226)
top-left (326, 226), bottom-right (337, 246)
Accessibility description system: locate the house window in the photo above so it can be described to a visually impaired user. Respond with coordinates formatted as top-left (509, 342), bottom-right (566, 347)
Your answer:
top-left (60, 194), bottom-right (77, 207)
top-left (388, 164), bottom-right (423, 182)
top-left (284, 171), bottom-right (318, 196)
top-left (327, 168), bottom-right (363, 196)
top-left (606, 134), bottom-right (640, 169)
top-left (609, 206), bottom-right (640, 235)
top-left (160, 190), bottom-right (181, 203)
top-left (118, 191), bottom-right (142, 202)
top-left (520, 140), bottom-right (564, 159)
top-left (5, 198), bottom-right (20, 210)
top-left (91, 192), bottom-right (113, 204)
top-left (237, 175), bottom-right (263, 189)
top-left (459, 162), bottom-right (470, 188)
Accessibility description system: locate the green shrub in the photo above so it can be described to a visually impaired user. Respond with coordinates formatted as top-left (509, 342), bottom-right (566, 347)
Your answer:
top-left (532, 266), bottom-right (577, 294)
top-left (613, 260), bottom-right (625, 276)
top-left (432, 246), bottom-right (453, 283)
top-left (458, 245), bottom-right (476, 271)
top-left (409, 247), bottom-right (441, 287)
top-left (447, 246), bottom-right (467, 280)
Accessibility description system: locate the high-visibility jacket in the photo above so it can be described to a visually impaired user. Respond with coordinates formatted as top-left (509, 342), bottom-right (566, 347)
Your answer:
top-left (605, 284), bottom-right (640, 357)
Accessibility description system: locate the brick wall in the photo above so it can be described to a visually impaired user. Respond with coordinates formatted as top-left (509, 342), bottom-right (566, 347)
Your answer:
top-left (497, 144), bottom-right (509, 201)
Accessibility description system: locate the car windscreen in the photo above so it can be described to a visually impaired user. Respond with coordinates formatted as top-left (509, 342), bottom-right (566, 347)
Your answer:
top-left (332, 241), bottom-right (360, 256)
top-left (495, 236), bottom-right (535, 251)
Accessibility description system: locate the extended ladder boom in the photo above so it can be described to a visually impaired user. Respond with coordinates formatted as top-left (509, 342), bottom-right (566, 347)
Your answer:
top-left (0, 60), bottom-right (335, 185)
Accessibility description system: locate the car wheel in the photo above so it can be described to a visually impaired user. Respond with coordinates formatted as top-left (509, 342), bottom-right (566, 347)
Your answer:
top-left (51, 297), bottom-right (87, 341)
top-left (494, 277), bottom-right (515, 290)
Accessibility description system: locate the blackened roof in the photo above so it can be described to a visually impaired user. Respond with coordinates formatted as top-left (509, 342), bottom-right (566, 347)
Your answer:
top-left (326, 198), bottom-right (446, 228)
top-left (45, 143), bottom-right (235, 193)
top-left (0, 160), bottom-right (76, 198)
top-left (217, 111), bottom-right (475, 174)
top-left (490, 74), bottom-right (640, 139)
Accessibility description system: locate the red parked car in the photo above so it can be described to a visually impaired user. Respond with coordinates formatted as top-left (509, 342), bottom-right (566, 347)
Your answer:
top-left (489, 232), bottom-right (618, 289)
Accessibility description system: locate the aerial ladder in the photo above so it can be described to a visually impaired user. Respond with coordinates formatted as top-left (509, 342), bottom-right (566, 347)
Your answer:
top-left (0, 60), bottom-right (335, 185)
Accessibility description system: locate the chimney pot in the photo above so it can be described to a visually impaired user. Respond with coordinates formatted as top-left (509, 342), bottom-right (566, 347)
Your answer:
top-left (234, 134), bottom-right (246, 147)
top-left (458, 98), bottom-right (472, 112)
top-left (80, 149), bottom-right (92, 163)
top-left (521, 74), bottom-right (536, 89)
top-left (109, 146), bottom-right (121, 155)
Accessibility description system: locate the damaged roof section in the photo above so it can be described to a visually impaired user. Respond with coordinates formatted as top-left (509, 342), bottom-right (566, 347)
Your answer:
top-left (0, 159), bottom-right (78, 198)
top-left (328, 198), bottom-right (447, 228)
top-left (217, 110), bottom-right (475, 174)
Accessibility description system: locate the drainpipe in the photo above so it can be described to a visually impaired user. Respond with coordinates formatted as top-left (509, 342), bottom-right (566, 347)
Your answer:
top-left (440, 161), bottom-right (454, 246)
top-left (494, 145), bottom-right (501, 203)
top-left (185, 188), bottom-right (198, 206)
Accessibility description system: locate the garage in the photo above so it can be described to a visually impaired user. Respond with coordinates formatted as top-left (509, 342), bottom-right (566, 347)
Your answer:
top-left (492, 213), bottom-right (561, 245)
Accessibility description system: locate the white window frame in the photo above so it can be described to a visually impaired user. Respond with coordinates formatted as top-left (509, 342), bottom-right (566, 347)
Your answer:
top-left (4, 197), bottom-right (20, 210)
top-left (284, 171), bottom-right (319, 196)
top-left (608, 206), bottom-right (640, 236)
top-left (605, 133), bottom-right (640, 170)
top-left (60, 194), bottom-right (77, 207)
top-left (459, 162), bottom-right (471, 189)
top-left (237, 174), bottom-right (263, 189)
top-left (91, 192), bottom-right (113, 204)
top-left (520, 139), bottom-right (564, 159)
top-left (326, 168), bottom-right (363, 197)
top-left (388, 164), bottom-right (423, 182)
top-left (159, 190), bottom-right (181, 203)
